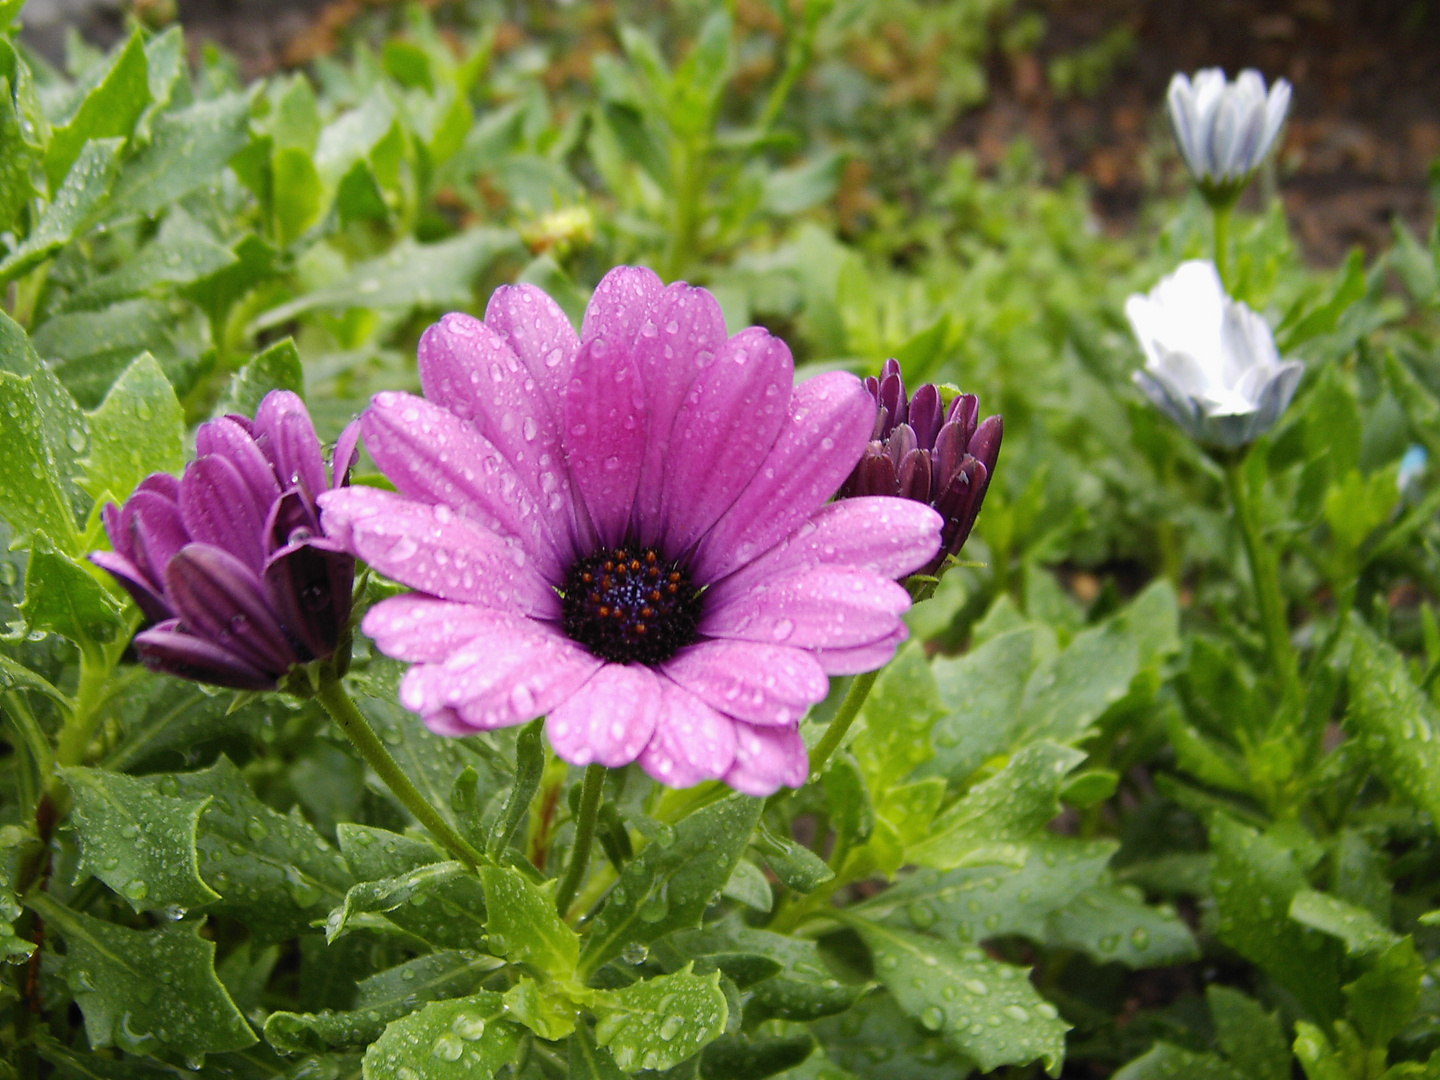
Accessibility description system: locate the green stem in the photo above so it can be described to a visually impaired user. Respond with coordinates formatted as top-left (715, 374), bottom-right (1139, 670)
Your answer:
top-left (52, 648), bottom-right (111, 770)
top-left (556, 763), bottom-right (605, 917)
top-left (314, 665), bottom-right (484, 869)
top-left (807, 669), bottom-right (879, 780)
top-left (1223, 458), bottom-right (1301, 708)
top-left (1212, 200), bottom-right (1233, 290)
top-left (757, 34), bottom-right (812, 134)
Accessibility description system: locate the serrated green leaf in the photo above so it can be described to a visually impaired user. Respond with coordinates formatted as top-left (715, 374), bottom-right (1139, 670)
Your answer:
top-left (855, 835), bottom-right (1115, 945)
top-left (104, 673), bottom-right (266, 772)
top-left (264, 951), bottom-right (502, 1053)
top-left (362, 992), bottom-right (519, 1080)
top-left (30, 893), bottom-right (255, 1060)
top-left (164, 756), bottom-right (354, 942)
top-left (593, 965), bottom-right (728, 1074)
top-left (78, 352), bottom-right (184, 503)
top-left (250, 228), bottom-right (521, 332)
top-left (1289, 889), bottom-right (1401, 955)
top-left (61, 766), bottom-right (219, 912)
top-left (21, 537), bottom-right (124, 647)
top-left (1345, 620), bottom-right (1440, 824)
top-left (1113, 1043), bottom-right (1243, 1080)
top-left (665, 914), bottom-right (864, 1024)
top-left (0, 374), bottom-right (80, 549)
top-left (908, 742), bottom-right (1085, 870)
top-left (1206, 986), bottom-right (1291, 1080)
top-left (105, 92), bottom-right (252, 220)
top-left (849, 916), bottom-right (1069, 1076)
top-left (579, 794), bottom-right (761, 977)
top-left (336, 824), bottom-right (491, 950)
top-left (479, 865), bottom-right (578, 980)
top-left (43, 31), bottom-right (149, 190)
top-left (217, 337), bottom-right (304, 417)
top-left (1045, 882), bottom-right (1198, 967)
top-left (1210, 814), bottom-right (1343, 1023)
top-left (852, 644), bottom-right (942, 788)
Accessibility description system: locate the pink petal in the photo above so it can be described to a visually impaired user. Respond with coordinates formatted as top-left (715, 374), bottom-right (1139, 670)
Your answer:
top-left (318, 487), bottom-right (558, 617)
top-left (660, 327), bottom-right (793, 554)
top-left (708, 497), bottom-right (942, 608)
top-left (332, 419), bottom-right (362, 488)
top-left (546, 664), bottom-right (661, 768)
top-left (179, 455), bottom-right (272, 572)
top-left (581, 265), bottom-right (665, 348)
top-left (417, 313), bottom-right (588, 559)
top-left (484, 283), bottom-right (581, 402)
top-left (363, 391), bottom-right (565, 581)
top-left (399, 625), bottom-right (601, 731)
top-left (624, 283), bottom-right (728, 547)
top-left (663, 640), bottom-right (828, 727)
top-left (194, 417), bottom-right (282, 508)
top-left (724, 723), bottom-right (808, 796)
top-left (562, 336), bottom-right (648, 547)
top-left (361, 595), bottom-right (550, 662)
top-left (699, 565), bottom-right (911, 649)
top-left (813, 623), bottom-right (909, 675)
top-left (691, 372), bottom-right (876, 582)
top-left (253, 391), bottom-right (328, 498)
top-left (639, 680), bottom-right (738, 788)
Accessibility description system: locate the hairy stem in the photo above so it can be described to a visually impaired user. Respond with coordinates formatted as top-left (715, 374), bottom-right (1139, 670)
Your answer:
top-left (315, 665), bottom-right (484, 869)
top-left (556, 763), bottom-right (606, 917)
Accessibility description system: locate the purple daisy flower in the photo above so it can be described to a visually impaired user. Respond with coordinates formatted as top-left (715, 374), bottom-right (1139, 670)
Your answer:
top-left (318, 267), bottom-right (942, 795)
top-left (92, 391), bottom-right (360, 691)
top-left (841, 359), bottom-right (1001, 576)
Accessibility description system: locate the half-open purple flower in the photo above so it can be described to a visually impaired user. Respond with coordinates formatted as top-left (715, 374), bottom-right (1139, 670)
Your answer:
top-left (841, 359), bottom-right (1001, 576)
top-left (92, 391), bottom-right (360, 690)
top-left (319, 267), bottom-right (942, 795)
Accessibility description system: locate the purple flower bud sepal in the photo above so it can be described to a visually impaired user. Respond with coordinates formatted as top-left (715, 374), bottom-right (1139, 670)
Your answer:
top-left (91, 391), bottom-right (361, 692)
top-left (841, 359), bottom-right (1002, 578)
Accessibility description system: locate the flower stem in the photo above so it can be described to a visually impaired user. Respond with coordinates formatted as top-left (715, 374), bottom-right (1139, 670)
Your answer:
top-left (1222, 458), bottom-right (1301, 708)
top-left (807, 669), bottom-right (880, 780)
top-left (556, 762), bottom-right (605, 917)
top-left (314, 665), bottom-right (484, 870)
top-left (1212, 200), bottom-right (1233, 290)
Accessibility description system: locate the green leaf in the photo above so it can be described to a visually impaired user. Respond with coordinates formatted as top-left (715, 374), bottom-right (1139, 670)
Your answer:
top-left (593, 964), bottom-right (729, 1074)
top-left (849, 916), bottom-right (1069, 1076)
top-left (808, 991), bottom-right (966, 1080)
top-left (78, 352), bottom-right (184, 503)
top-left (104, 674), bottom-right (265, 772)
top-left (3, 136), bottom-right (124, 283)
top-left (0, 310), bottom-right (89, 519)
top-left (61, 766), bottom-right (219, 912)
top-left (250, 228), bottom-right (521, 332)
top-left (763, 151), bottom-right (845, 216)
top-left (1386, 351), bottom-right (1440, 461)
top-left (315, 89), bottom-right (398, 190)
top-left (68, 209), bottom-right (238, 311)
top-left (855, 836), bottom-right (1115, 946)
top-left (1210, 814), bottom-right (1344, 1023)
top-left (908, 742), bottom-right (1085, 870)
top-left (43, 30), bottom-right (150, 191)
top-left (1279, 247), bottom-right (1367, 350)
top-left (486, 716), bottom-right (544, 860)
top-left (1044, 882), bottom-right (1198, 967)
top-left (701, 1033), bottom-right (816, 1080)
top-left (852, 644), bottom-right (943, 788)
top-left (29, 893), bottom-right (255, 1061)
top-left (1113, 1043), bottom-right (1243, 1080)
top-left (264, 951), bottom-right (502, 1054)
top-left (665, 11), bottom-right (731, 139)
top-left (105, 93), bottom-right (252, 220)
top-left (33, 298), bottom-right (182, 408)
top-left (753, 824), bottom-right (834, 894)
top-left (579, 794), bottom-right (762, 977)
top-left (721, 858), bottom-right (772, 912)
top-left (21, 537), bottom-right (124, 647)
top-left (1206, 986), bottom-right (1291, 1080)
top-left (0, 77), bottom-right (38, 234)
top-left (1345, 619), bottom-right (1440, 824)
top-left (272, 146), bottom-right (324, 247)
top-left (217, 337), bottom-right (305, 417)
top-left (664, 914), bottom-right (864, 1024)
top-left (1343, 938), bottom-right (1424, 1048)
top-left (335, 824), bottom-right (491, 950)
top-left (503, 974), bottom-right (579, 1039)
top-left (571, 1024), bottom-right (630, 1080)
top-left (0, 374), bottom-right (80, 549)
top-left (1289, 889), bottom-right (1402, 955)
top-left (327, 860), bottom-right (469, 943)
top-left (165, 756), bottom-right (354, 942)
top-left (1291, 1021), bottom-right (1352, 1080)
top-left (362, 992), bottom-right (520, 1080)
top-left (479, 865), bottom-right (579, 981)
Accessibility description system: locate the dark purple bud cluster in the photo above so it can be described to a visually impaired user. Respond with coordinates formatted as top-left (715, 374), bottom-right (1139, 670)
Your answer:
top-left (92, 391), bottom-right (360, 690)
top-left (841, 359), bottom-right (1002, 576)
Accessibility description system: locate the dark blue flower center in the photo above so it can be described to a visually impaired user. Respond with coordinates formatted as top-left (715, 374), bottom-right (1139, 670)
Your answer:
top-left (561, 547), bottom-right (702, 665)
